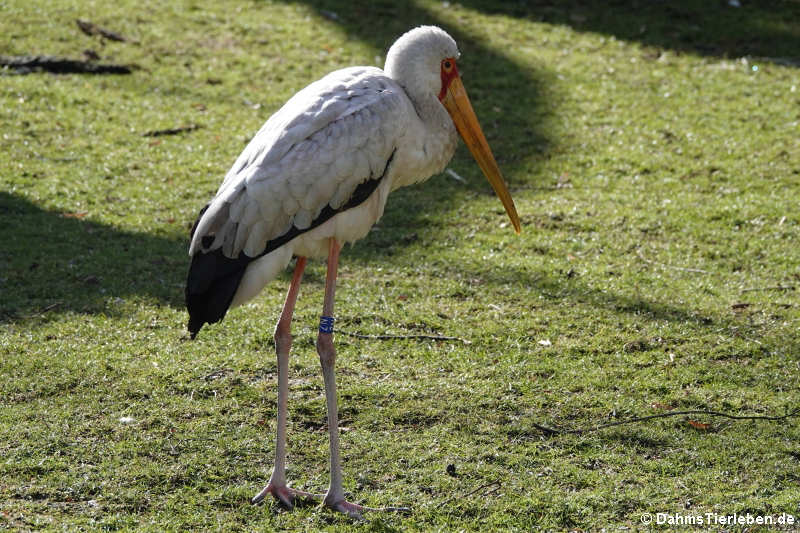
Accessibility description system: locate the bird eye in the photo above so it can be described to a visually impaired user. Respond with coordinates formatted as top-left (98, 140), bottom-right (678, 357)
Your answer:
top-left (443, 59), bottom-right (452, 71)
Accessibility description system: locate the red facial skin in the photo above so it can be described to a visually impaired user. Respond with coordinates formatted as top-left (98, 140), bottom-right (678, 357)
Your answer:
top-left (438, 57), bottom-right (459, 102)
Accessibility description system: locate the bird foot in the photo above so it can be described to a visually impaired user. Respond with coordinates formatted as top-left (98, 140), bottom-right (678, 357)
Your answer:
top-left (251, 483), bottom-right (322, 509)
top-left (323, 496), bottom-right (411, 519)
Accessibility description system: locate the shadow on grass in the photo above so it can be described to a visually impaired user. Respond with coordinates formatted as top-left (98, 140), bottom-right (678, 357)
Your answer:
top-left (283, 0), bottom-right (800, 70)
top-left (527, 0), bottom-right (800, 62)
top-left (0, 192), bottom-right (186, 321)
top-left (408, 0), bottom-right (800, 62)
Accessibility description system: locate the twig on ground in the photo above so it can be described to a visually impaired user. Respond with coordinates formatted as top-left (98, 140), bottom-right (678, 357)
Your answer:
top-left (636, 250), bottom-right (710, 274)
top-left (17, 302), bottom-right (63, 319)
top-left (142, 124), bottom-right (202, 137)
top-left (76, 19), bottom-right (131, 42)
top-left (750, 56), bottom-right (800, 68)
top-left (533, 408), bottom-right (800, 435)
top-left (337, 330), bottom-right (470, 344)
top-left (434, 480), bottom-right (502, 508)
top-left (741, 285), bottom-right (795, 293)
top-left (40, 302), bottom-right (62, 313)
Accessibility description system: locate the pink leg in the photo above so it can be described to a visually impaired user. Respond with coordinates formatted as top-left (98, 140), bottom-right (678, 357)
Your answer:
top-left (316, 239), bottom-right (409, 518)
top-left (252, 257), bottom-right (322, 508)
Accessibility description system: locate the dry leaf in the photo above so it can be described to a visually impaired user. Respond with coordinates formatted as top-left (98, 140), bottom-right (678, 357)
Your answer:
top-left (688, 420), bottom-right (710, 430)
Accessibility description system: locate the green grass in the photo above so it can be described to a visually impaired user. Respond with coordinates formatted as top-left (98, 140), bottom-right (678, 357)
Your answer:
top-left (2, 0), bottom-right (799, 530)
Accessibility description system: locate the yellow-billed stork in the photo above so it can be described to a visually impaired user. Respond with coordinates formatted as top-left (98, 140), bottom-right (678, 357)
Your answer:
top-left (185, 26), bottom-right (520, 517)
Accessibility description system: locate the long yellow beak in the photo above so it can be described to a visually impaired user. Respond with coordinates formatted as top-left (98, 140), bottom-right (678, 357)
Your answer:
top-left (441, 75), bottom-right (521, 234)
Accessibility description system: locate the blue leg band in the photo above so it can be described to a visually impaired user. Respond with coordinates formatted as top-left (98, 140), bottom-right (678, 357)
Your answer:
top-left (319, 316), bottom-right (335, 334)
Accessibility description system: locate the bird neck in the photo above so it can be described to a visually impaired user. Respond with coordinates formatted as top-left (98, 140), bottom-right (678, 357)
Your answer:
top-left (418, 94), bottom-right (458, 165)
top-left (390, 93), bottom-right (458, 191)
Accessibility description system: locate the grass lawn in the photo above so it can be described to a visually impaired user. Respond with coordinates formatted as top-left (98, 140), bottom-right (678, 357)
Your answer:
top-left (2, 0), bottom-right (799, 530)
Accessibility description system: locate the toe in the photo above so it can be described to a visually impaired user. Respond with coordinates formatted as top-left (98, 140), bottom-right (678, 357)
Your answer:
top-left (251, 484), bottom-right (295, 509)
top-left (330, 500), bottom-right (365, 520)
top-left (273, 486), bottom-right (296, 509)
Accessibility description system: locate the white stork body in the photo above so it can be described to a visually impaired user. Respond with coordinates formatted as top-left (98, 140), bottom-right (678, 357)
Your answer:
top-left (190, 65), bottom-right (457, 308)
top-left (185, 26), bottom-right (519, 517)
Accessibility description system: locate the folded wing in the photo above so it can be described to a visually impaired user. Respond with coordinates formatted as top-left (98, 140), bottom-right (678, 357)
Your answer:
top-left (189, 66), bottom-right (408, 259)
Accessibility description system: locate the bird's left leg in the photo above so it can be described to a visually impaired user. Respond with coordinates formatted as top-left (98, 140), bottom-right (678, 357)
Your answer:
top-left (316, 238), bottom-right (409, 519)
top-left (252, 257), bottom-right (322, 508)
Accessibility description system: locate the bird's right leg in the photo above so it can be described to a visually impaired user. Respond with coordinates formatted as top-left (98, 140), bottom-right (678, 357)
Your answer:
top-left (252, 256), bottom-right (321, 508)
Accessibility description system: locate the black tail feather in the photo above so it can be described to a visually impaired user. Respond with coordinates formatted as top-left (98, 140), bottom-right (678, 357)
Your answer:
top-left (185, 204), bottom-right (254, 338)
top-left (186, 247), bottom-right (254, 338)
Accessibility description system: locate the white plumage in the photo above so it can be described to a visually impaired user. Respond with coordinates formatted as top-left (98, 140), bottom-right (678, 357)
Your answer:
top-left (190, 64), bottom-right (447, 256)
top-left (185, 25), bottom-right (520, 518)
